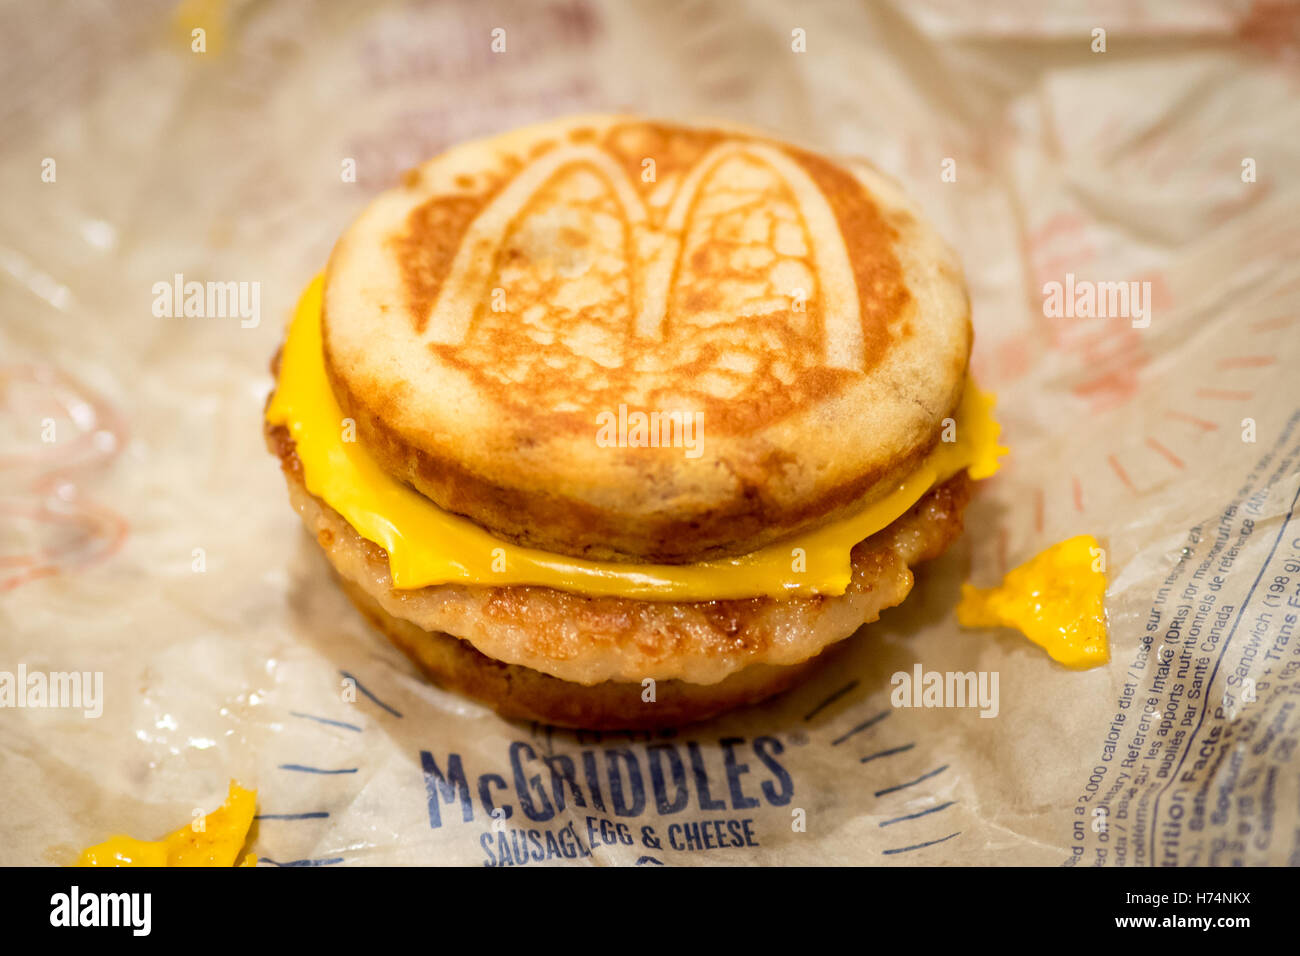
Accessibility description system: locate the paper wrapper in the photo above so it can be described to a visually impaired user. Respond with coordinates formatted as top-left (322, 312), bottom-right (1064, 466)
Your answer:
top-left (4, 0), bottom-right (1300, 866)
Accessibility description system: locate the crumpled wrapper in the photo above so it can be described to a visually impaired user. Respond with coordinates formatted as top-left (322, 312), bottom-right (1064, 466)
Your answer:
top-left (3, 0), bottom-right (1299, 866)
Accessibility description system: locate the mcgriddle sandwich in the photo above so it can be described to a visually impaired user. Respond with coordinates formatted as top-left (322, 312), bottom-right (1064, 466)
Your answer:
top-left (265, 115), bottom-right (1002, 729)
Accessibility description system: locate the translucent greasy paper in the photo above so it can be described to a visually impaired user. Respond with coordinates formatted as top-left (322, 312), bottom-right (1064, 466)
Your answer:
top-left (3, 0), bottom-right (1299, 866)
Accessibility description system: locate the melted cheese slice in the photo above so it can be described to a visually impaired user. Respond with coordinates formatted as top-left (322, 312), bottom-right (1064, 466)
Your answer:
top-left (267, 276), bottom-right (1006, 600)
top-left (957, 534), bottom-right (1110, 669)
top-left (76, 781), bottom-right (257, 867)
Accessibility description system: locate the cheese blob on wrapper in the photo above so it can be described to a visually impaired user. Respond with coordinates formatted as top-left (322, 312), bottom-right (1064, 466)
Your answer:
top-left (75, 781), bottom-right (257, 867)
top-left (958, 534), bottom-right (1109, 669)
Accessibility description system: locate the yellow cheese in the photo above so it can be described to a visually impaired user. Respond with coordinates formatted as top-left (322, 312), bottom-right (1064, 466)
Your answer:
top-left (267, 276), bottom-right (1006, 600)
top-left (957, 534), bottom-right (1110, 669)
top-left (76, 781), bottom-right (257, 867)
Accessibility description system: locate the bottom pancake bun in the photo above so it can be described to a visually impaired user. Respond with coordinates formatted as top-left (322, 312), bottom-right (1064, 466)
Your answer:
top-left (336, 575), bottom-right (824, 729)
top-left (266, 422), bottom-right (971, 727)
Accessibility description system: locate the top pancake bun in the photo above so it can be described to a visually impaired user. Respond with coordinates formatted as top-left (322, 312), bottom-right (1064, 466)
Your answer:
top-left (322, 115), bottom-right (971, 564)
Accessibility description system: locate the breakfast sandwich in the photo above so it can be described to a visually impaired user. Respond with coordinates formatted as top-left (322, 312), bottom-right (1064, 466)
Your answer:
top-left (265, 115), bottom-right (1003, 729)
